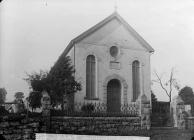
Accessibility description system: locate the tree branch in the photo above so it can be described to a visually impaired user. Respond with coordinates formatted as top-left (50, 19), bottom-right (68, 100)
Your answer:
top-left (169, 68), bottom-right (174, 98)
top-left (154, 70), bottom-right (170, 97)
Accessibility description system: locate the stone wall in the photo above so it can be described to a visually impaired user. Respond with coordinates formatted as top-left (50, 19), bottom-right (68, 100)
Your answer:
top-left (50, 117), bottom-right (144, 136)
top-left (0, 115), bottom-right (148, 140)
top-left (0, 115), bottom-right (42, 140)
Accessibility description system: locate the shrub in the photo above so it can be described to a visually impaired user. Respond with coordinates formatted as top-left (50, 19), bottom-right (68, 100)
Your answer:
top-left (0, 106), bottom-right (9, 116)
top-left (81, 104), bottom-right (94, 113)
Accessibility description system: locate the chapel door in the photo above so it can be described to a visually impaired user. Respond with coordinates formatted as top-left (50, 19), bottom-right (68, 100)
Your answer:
top-left (107, 79), bottom-right (121, 113)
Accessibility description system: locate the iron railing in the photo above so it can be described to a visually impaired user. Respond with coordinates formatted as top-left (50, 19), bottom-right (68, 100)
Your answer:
top-left (51, 102), bottom-right (140, 117)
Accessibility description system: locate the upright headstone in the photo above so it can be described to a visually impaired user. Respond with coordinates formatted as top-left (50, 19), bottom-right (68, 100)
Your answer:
top-left (171, 95), bottom-right (185, 129)
top-left (41, 90), bottom-right (51, 132)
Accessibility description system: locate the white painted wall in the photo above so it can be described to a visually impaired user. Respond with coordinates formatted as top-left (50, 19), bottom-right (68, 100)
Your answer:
top-left (36, 133), bottom-right (150, 140)
top-left (67, 18), bottom-right (152, 105)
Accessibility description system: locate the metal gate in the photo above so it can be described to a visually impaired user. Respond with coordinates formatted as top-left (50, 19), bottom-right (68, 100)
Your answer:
top-left (151, 101), bottom-right (170, 127)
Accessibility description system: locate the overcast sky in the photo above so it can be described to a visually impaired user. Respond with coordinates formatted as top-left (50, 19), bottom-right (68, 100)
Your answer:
top-left (1, 0), bottom-right (194, 101)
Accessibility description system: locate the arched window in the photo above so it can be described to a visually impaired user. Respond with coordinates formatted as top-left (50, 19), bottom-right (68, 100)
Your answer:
top-left (132, 60), bottom-right (140, 101)
top-left (86, 55), bottom-right (96, 99)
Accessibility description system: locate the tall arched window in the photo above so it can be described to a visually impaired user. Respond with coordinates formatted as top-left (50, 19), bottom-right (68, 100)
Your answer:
top-left (86, 55), bottom-right (96, 99)
top-left (132, 60), bottom-right (140, 101)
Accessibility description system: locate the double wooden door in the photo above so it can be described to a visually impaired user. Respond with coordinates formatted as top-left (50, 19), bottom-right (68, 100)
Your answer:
top-left (107, 79), bottom-right (121, 113)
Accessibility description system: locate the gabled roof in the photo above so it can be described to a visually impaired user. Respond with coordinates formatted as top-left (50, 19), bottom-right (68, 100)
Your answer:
top-left (62, 12), bottom-right (154, 57)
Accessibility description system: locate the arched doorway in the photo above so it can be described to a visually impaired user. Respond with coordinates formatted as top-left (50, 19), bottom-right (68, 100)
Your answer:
top-left (107, 79), bottom-right (121, 112)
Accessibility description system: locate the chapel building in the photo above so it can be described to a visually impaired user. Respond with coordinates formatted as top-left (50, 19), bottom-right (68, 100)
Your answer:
top-left (60, 12), bottom-right (154, 113)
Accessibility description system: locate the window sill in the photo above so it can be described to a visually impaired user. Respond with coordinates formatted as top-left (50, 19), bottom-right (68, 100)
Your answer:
top-left (84, 97), bottom-right (99, 100)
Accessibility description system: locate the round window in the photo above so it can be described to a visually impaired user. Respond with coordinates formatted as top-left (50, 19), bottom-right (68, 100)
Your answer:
top-left (110, 46), bottom-right (118, 57)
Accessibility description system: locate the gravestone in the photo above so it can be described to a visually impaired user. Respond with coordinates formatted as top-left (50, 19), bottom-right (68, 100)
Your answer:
top-left (171, 95), bottom-right (185, 129)
top-left (41, 90), bottom-right (51, 132)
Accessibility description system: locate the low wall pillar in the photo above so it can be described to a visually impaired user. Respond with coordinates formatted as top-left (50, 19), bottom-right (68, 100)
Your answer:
top-left (140, 94), bottom-right (151, 129)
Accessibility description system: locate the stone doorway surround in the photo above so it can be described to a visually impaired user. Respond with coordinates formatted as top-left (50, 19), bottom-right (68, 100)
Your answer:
top-left (103, 74), bottom-right (128, 111)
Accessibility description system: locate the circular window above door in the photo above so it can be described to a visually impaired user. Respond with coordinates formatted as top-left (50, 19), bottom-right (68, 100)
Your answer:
top-left (110, 46), bottom-right (119, 57)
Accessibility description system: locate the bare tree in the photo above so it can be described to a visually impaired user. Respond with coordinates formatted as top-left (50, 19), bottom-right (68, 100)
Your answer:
top-left (153, 68), bottom-right (180, 102)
